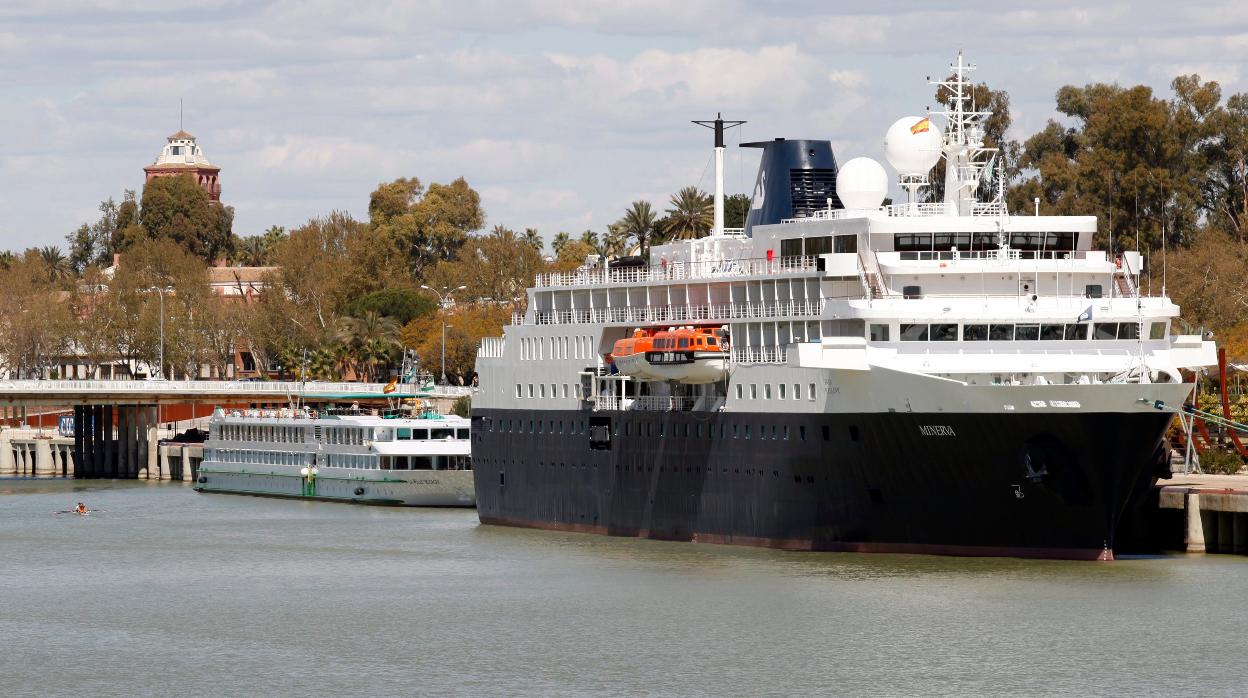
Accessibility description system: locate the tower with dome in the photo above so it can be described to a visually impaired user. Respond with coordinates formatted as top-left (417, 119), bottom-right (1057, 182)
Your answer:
top-left (143, 130), bottom-right (221, 201)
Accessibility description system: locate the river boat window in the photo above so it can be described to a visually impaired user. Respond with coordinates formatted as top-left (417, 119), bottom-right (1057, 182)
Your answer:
top-left (963, 324), bottom-right (988, 341)
top-left (989, 324), bottom-right (1014, 341)
top-left (1015, 325), bottom-right (1040, 341)
top-left (1150, 322), bottom-right (1166, 340)
top-left (1065, 324), bottom-right (1089, 340)
top-left (1094, 323), bottom-right (1119, 340)
top-left (1040, 324), bottom-right (1064, 340)
top-left (900, 323), bottom-right (929, 341)
top-left (870, 323), bottom-right (889, 341)
top-left (930, 324), bottom-right (957, 341)
top-left (398, 428), bottom-right (411, 440)
top-left (411, 456), bottom-right (434, 470)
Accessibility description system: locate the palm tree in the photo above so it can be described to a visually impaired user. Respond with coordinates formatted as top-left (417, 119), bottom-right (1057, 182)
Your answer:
top-left (232, 235), bottom-right (268, 266)
top-left (603, 223), bottom-right (630, 258)
top-left (551, 232), bottom-right (571, 256)
top-left (661, 186), bottom-right (714, 241)
top-left (38, 246), bottom-right (72, 282)
top-left (490, 224), bottom-right (518, 243)
top-left (0, 250), bottom-right (14, 270)
top-left (617, 200), bottom-right (657, 258)
top-left (578, 229), bottom-right (599, 250)
top-left (522, 228), bottom-right (543, 253)
top-left (335, 311), bottom-right (401, 382)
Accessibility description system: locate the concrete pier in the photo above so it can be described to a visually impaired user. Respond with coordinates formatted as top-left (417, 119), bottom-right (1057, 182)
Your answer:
top-left (1159, 474), bottom-right (1248, 554)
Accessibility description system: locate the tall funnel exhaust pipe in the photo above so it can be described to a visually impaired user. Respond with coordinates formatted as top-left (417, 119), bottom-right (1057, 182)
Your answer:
top-left (694, 113), bottom-right (745, 236)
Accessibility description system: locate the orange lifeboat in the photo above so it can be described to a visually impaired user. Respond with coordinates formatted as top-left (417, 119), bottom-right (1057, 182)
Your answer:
top-left (611, 329), bottom-right (663, 380)
top-left (646, 326), bottom-right (729, 384)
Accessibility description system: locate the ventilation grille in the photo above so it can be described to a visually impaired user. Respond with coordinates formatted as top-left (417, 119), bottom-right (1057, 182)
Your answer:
top-left (789, 168), bottom-right (840, 218)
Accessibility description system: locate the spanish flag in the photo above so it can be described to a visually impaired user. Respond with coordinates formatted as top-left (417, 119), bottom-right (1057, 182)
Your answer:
top-left (910, 117), bottom-right (931, 134)
top-left (383, 377), bottom-right (398, 394)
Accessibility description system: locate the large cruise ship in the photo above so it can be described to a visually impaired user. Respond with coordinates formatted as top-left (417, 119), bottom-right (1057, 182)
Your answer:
top-left (196, 407), bottom-right (474, 506)
top-left (470, 54), bottom-right (1217, 559)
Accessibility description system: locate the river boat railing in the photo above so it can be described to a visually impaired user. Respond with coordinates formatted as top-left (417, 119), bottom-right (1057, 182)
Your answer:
top-left (534, 255), bottom-right (818, 288)
top-left (0, 379), bottom-right (476, 397)
top-left (515, 300), bottom-right (825, 327)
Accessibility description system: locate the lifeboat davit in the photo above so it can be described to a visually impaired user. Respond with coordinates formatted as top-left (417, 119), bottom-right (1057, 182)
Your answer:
top-left (611, 329), bottom-right (663, 380)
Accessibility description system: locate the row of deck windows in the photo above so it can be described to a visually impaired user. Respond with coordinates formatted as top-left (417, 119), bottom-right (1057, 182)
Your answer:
top-left (395, 427), bottom-right (469, 440)
top-left (485, 418), bottom-right (860, 443)
top-left (379, 455), bottom-right (471, 470)
top-left (874, 321), bottom-right (1166, 343)
top-left (734, 382), bottom-right (816, 401)
top-left (520, 335), bottom-right (594, 360)
top-left (517, 383), bottom-right (578, 400)
top-left (214, 424), bottom-right (305, 443)
top-left (206, 448), bottom-right (308, 466)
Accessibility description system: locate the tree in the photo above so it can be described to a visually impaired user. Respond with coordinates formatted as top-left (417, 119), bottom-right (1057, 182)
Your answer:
top-left (424, 225), bottom-right (544, 306)
top-left (551, 232), bottom-right (571, 256)
top-left (724, 193), bottom-right (751, 229)
top-left (37, 246), bottom-right (71, 283)
top-left (661, 186), bottom-right (713, 240)
top-left (335, 310), bottom-right (401, 382)
top-left (370, 176), bottom-right (485, 279)
top-left (342, 288), bottom-right (436, 325)
top-left (551, 239), bottom-right (595, 272)
top-left (138, 174), bottom-right (233, 261)
top-left (522, 227), bottom-right (543, 253)
top-left (231, 225), bottom-right (285, 266)
top-left (614, 200), bottom-right (657, 258)
top-left (0, 251), bottom-right (72, 378)
top-left (399, 303), bottom-right (511, 380)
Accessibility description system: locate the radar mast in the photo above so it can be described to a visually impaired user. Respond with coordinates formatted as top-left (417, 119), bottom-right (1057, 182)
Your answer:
top-left (929, 52), bottom-right (998, 216)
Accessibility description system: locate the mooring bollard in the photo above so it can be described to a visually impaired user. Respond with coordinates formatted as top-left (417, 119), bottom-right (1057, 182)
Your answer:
top-left (1185, 492), bottom-right (1206, 554)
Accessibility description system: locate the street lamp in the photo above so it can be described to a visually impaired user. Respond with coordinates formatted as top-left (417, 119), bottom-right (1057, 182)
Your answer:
top-left (144, 286), bottom-right (174, 379)
top-left (419, 285), bottom-right (467, 385)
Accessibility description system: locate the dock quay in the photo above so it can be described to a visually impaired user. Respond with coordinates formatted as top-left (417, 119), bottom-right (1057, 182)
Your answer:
top-left (1157, 474), bottom-right (1248, 555)
top-left (0, 428), bottom-right (204, 481)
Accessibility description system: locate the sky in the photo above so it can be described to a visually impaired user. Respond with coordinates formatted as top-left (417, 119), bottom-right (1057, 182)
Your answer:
top-left (2, 0), bottom-right (1246, 252)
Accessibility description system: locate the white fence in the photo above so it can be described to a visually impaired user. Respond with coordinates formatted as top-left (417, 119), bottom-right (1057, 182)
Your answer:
top-left (516, 299), bottom-right (825, 326)
top-left (0, 380), bottom-right (475, 398)
top-left (534, 255), bottom-right (818, 288)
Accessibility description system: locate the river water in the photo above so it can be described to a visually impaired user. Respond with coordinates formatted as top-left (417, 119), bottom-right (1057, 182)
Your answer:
top-left (2, 479), bottom-right (1246, 697)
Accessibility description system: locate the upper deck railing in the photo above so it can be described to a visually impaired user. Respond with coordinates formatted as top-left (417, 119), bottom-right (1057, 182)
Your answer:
top-left (533, 255), bottom-right (817, 288)
top-left (512, 299), bottom-right (825, 326)
top-left (782, 201), bottom-right (1009, 223)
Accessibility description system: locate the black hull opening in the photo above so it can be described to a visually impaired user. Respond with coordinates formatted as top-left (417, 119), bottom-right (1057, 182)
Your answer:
top-left (469, 409), bottom-right (1173, 560)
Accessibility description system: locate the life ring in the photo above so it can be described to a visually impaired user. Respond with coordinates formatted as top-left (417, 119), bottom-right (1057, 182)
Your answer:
top-left (353, 487), bottom-right (365, 496)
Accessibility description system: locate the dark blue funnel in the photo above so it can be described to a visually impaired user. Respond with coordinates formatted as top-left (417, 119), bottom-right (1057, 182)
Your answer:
top-left (742, 138), bottom-right (840, 236)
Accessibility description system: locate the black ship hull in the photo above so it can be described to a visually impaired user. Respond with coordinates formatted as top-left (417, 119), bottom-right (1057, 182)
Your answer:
top-left (470, 409), bottom-right (1174, 560)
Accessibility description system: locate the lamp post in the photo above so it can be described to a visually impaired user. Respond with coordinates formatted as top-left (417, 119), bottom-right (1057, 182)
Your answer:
top-left (145, 286), bottom-right (174, 379)
top-left (419, 285), bottom-right (467, 385)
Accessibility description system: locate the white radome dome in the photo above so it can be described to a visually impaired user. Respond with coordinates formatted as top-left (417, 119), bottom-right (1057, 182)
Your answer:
top-left (835, 157), bottom-right (888, 210)
top-left (884, 116), bottom-right (943, 176)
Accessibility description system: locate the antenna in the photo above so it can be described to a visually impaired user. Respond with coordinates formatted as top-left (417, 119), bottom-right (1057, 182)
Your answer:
top-left (693, 114), bottom-right (746, 236)
top-left (179, 98), bottom-right (183, 131)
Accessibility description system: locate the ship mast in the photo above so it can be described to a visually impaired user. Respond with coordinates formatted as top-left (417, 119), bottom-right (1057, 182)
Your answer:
top-left (929, 52), bottom-right (996, 216)
top-left (693, 114), bottom-right (745, 236)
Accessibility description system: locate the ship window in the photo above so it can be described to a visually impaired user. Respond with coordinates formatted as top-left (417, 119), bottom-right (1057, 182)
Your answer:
top-left (930, 324), bottom-right (957, 341)
top-left (870, 324), bottom-right (889, 341)
top-left (821, 425), bottom-right (830, 440)
top-left (794, 383), bottom-right (802, 400)
top-left (1150, 322), bottom-right (1166, 340)
top-left (849, 425), bottom-right (860, 441)
top-left (1040, 324), bottom-right (1064, 340)
top-left (1085, 284), bottom-right (1103, 299)
top-left (1117, 323), bottom-right (1140, 340)
top-left (551, 383), bottom-right (557, 397)
top-left (833, 235), bottom-right (857, 254)
top-left (394, 456), bottom-right (409, 470)
top-left (733, 424), bottom-right (739, 439)
top-left (562, 384), bottom-right (569, 398)
top-left (963, 324), bottom-right (988, 341)
top-left (516, 384), bottom-right (522, 398)
top-left (893, 233), bottom-right (932, 252)
top-left (809, 383), bottom-right (816, 400)
top-left (528, 384), bottom-right (534, 398)
top-left (783, 425), bottom-right (790, 440)
top-left (707, 337), bottom-right (718, 346)
top-left (678, 338), bottom-right (689, 348)
top-left (736, 384), bottom-right (743, 399)
top-left (411, 456), bottom-right (433, 470)
top-left (539, 384), bottom-right (546, 398)
top-left (805, 236), bottom-right (833, 256)
top-left (900, 323), bottom-right (928, 341)
top-left (1065, 324), bottom-right (1089, 340)
top-left (398, 428), bottom-right (411, 440)
top-left (989, 324), bottom-right (1014, 341)
top-left (745, 425), bottom-right (751, 439)
top-left (779, 383), bottom-right (787, 399)
top-left (781, 238), bottom-right (802, 257)
top-left (458, 429), bottom-right (469, 439)
top-left (1094, 323), bottom-right (1119, 340)
top-left (1015, 324), bottom-right (1040, 341)
top-left (799, 425), bottom-right (806, 441)
top-left (764, 384), bottom-right (772, 400)
top-left (750, 384), bottom-right (758, 399)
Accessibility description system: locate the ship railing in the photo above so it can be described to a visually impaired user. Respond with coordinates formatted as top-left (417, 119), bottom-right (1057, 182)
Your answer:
top-left (521, 299), bottom-right (826, 326)
top-left (731, 346), bottom-right (788, 364)
top-left (533, 255), bottom-right (818, 288)
top-left (478, 336), bottom-right (506, 358)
